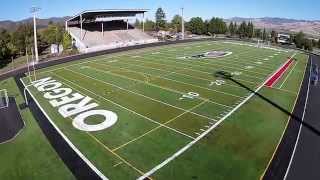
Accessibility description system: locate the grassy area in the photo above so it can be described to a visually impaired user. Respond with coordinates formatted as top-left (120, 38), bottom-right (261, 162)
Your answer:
top-left (0, 56), bottom-right (29, 74)
top-left (0, 78), bottom-right (74, 179)
top-left (18, 40), bottom-right (306, 179)
top-left (153, 87), bottom-right (298, 180)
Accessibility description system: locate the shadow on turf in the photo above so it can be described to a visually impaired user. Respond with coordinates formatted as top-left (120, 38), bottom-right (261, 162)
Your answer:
top-left (215, 71), bottom-right (320, 137)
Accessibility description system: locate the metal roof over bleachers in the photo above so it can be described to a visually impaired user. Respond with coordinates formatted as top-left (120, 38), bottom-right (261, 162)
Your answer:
top-left (66, 9), bottom-right (148, 22)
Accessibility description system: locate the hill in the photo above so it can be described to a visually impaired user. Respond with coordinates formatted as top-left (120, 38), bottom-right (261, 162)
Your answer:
top-left (227, 17), bottom-right (320, 38)
top-left (0, 17), bottom-right (69, 31)
top-left (0, 16), bottom-right (319, 38)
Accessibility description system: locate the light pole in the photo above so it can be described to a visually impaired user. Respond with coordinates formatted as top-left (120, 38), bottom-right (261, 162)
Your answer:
top-left (181, 7), bottom-right (185, 40)
top-left (30, 7), bottom-right (40, 63)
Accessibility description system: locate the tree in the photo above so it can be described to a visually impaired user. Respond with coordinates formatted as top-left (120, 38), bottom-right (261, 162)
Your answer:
top-left (229, 22), bottom-right (236, 36)
top-left (247, 22), bottom-right (254, 38)
top-left (41, 23), bottom-right (64, 52)
top-left (318, 39), bottom-right (320, 48)
top-left (144, 19), bottom-right (156, 31)
top-left (304, 38), bottom-right (313, 51)
top-left (271, 30), bottom-right (278, 43)
top-left (204, 20), bottom-right (210, 35)
top-left (12, 23), bottom-right (34, 55)
top-left (255, 29), bottom-right (262, 39)
top-left (234, 22), bottom-right (238, 36)
top-left (0, 29), bottom-right (12, 66)
top-left (262, 28), bottom-right (267, 41)
top-left (187, 17), bottom-right (205, 35)
top-left (155, 7), bottom-right (166, 30)
top-left (312, 39), bottom-right (317, 47)
top-left (238, 21), bottom-right (247, 38)
top-left (62, 32), bottom-right (72, 50)
top-left (208, 17), bottom-right (227, 34)
top-left (171, 14), bottom-right (182, 32)
top-left (294, 31), bottom-right (305, 49)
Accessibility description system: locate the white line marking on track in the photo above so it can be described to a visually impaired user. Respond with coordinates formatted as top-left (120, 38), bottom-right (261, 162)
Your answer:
top-left (284, 56), bottom-right (312, 179)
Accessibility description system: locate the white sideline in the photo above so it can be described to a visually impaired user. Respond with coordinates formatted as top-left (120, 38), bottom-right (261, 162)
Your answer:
top-left (283, 56), bottom-right (312, 179)
top-left (137, 53), bottom-right (297, 180)
top-left (20, 79), bottom-right (108, 180)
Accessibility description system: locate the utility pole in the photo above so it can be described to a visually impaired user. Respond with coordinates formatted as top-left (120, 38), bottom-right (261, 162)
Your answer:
top-left (181, 7), bottom-right (185, 40)
top-left (30, 7), bottom-right (40, 63)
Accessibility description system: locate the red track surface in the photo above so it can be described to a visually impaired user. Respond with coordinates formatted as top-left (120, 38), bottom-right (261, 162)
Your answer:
top-left (265, 58), bottom-right (294, 87)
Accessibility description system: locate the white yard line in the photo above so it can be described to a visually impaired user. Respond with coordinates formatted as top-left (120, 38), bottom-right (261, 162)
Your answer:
top-left (86, 63), bottom-right (234, 109)
top-left (53, 73), bottom-right (195, 140)
top-left (100, 60), bottom-right (259, 87)
top-left (65, 67), bottom-right (220, 122)
top-left (112, 100), bottom-right (209, 152)
top-left (106, 61), bottom-right (254, 97)
top-left (279, 61), bottom-right (298, 89)
top-left (117, 60), bottom-right (262, 84)
top-left (150, 47), bottom-right (279, 69)
top-left (125, 56), bottom-right (268, 79)
top-left (145, 50), bottom-right (277, 72)
top-left (20, 78), bottom-right (108, 180)
top-left (113, 162), bottom-right (123, 167)
top-left (137, 53), bottom-right (292, 180)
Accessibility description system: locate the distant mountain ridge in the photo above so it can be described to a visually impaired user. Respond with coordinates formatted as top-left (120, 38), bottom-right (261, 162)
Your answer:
top-left (0, 16), bottom-right (319, 38)
top-left (0, 17), bottom-right (69, 31)
top-left (227, 17), bottom-right (320, 38)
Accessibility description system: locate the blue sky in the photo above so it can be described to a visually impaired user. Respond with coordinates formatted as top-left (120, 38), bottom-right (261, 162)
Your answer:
top-left (1, 0), bottom-right (319, 21)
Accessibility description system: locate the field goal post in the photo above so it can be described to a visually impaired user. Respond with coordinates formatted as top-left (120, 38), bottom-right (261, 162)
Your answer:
top-left (0, 89), bottom-right (9, 109)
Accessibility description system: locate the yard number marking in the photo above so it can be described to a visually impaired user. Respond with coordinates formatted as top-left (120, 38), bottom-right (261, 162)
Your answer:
top-left (179, 92), bottom-right (200, 100)
top-left (231, 71), bottom-right (242, 76)
top-left (245, 66), bottom-right (254, 69)
top-left (31, 77), bottom-right (118, 132)
top-left (209, 80), bottom-right (225, 86)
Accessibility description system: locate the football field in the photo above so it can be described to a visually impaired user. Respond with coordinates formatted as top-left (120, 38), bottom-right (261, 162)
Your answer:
top-left (21, 41), bottom-right (307, 179)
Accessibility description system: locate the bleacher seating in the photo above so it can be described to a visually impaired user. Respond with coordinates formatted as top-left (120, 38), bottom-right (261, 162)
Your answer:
top-left (68, 20), bottom-right (158, 53)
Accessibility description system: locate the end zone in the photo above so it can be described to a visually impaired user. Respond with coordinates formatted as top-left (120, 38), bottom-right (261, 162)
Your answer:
top-left (265, 54), bottom-right (297, 87)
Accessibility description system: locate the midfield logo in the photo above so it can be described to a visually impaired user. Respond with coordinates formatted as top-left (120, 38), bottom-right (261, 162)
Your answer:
top-left (31, 77), bottom-right (118, 132)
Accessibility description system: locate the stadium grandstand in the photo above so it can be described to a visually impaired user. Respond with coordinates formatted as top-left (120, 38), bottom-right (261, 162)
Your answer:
top-left (65, 9), bottom-right (158, 53)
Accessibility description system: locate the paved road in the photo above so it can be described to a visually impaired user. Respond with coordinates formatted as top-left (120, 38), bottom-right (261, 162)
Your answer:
top-left (286, 54), bottom-right (320, 180)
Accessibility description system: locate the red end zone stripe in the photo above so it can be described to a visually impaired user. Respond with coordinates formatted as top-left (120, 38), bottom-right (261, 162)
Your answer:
top-left (265, 59), bottom-right (294, 87)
